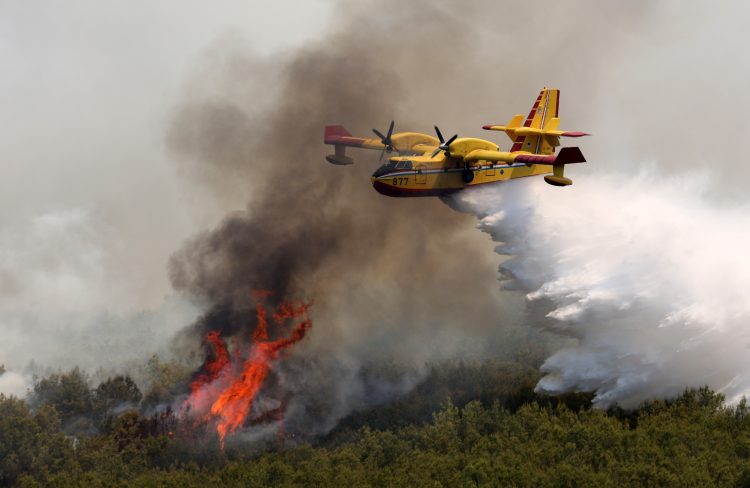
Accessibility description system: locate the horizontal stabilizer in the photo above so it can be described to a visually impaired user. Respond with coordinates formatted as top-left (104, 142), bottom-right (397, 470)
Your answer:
top-left (482, 125), bottom-right (590, 138)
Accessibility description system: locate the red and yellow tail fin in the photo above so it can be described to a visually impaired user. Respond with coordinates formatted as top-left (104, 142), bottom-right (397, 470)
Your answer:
top-left (483, 88), bottom-right (588, 156)
top-left (510, 88), bottom-right (559, 154)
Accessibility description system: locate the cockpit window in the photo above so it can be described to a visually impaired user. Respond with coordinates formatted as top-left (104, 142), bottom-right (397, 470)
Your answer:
top-left (372, 160), bottom-right (412, 178)
top-left (372, 161), bottom-right (396, 178)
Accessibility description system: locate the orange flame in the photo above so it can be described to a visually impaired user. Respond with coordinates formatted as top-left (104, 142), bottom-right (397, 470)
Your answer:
top-left (210, 319), bottom-right (311, 447)
top-left (189, 331), bottom-right (230, 394)
top-left (183, 291), bottom-right (312, 449)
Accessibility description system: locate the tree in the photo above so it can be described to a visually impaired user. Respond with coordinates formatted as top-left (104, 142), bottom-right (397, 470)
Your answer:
top-left (0, 395), bottom-right (77, 486)
top-left (29, 367), bottom-right (94, 434)
top-left (140, 355), bottom-right (192, 409)
top-left (93, 375), bottom-right (143, 431)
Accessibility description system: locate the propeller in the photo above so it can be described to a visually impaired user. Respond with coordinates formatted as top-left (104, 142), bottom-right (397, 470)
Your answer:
top-left (431, 126), bottom-right (458, 158)
top-left (373, 120), bottom-right (395, 161)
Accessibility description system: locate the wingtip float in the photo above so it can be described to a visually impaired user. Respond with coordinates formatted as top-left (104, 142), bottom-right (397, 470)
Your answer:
top-left (324, 88), bottom-right (590, 197)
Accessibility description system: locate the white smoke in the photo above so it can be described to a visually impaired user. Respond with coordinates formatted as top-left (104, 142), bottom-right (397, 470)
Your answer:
top-left (0, 208), bottom-right (201, 396)
top-left (0, 371), bottom-right (29, 398)
top-left (0, 0), bottom-right (331, 397)
top-left (451, 168), bottom-right (750, 408)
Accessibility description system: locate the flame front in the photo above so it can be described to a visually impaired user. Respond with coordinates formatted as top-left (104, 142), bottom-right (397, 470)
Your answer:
top-left (183, 291), bottom-right (312, 448)
top-left (189, 331), bottom-right (230, 393)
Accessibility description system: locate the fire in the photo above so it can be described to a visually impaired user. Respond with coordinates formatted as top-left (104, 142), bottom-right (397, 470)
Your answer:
top-left (182, 291), bottom-right (312, 449)
top-left (189, 331), bottom-right (230, 394)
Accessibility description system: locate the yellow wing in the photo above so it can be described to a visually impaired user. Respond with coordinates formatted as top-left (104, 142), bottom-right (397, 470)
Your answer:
top-left (324, 125), bottom-right (438, 165)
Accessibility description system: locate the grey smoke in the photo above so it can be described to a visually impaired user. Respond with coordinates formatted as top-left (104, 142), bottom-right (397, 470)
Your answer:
top-left (165, 1), bottom-right (523, 436)
top-left (0, 1), bottom-right (333, 394)
top-left (3, 0), bottom-right (749, 436)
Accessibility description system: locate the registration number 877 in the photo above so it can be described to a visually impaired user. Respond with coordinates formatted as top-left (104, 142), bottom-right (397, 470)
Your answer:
top-left (392, 177), bottom-right (408, 186)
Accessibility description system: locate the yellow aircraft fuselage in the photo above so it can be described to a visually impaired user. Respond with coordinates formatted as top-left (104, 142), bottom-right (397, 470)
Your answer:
top-left (370, 139), bottom-right (552, 197)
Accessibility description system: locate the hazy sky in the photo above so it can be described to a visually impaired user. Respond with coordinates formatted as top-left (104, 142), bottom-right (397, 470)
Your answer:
top-left (0, 1), bottom-right (333, 312)
top-left (0, 2), bottom-right (332, 392)
top-left (3, 0), bottom-right (750, 401)
top-left (3, 0), bottom-right (748, 318)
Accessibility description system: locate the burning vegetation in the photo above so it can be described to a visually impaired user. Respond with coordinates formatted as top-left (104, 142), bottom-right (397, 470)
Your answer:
top-left (181, 291), bottom-right (313, 448)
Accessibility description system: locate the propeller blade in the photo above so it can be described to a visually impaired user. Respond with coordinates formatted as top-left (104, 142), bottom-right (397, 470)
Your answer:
top-left (373, 128), bottom-right (386, 141)
top-left (379, 147), bottom-right (386, 161)
top-left (431, 127), bottom-right (457, 158)
top-left (434, 126), bottom-right (444, 144)
top-left (386, 120), bottom-right (394, 139)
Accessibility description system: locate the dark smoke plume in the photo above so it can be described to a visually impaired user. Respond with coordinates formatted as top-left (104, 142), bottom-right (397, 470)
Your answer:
top-left (166, 1), bottom-right (522, 438)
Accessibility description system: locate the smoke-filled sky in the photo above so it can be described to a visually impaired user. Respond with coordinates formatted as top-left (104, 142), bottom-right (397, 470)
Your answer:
top-left (0, 0), bottom-right (333, 394)
top-left (2, 0), bottom-right (750, 417)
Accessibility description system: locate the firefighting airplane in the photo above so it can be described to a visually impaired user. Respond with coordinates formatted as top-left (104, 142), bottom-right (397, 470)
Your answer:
top-left (324, 88), bottom-right (589, 197)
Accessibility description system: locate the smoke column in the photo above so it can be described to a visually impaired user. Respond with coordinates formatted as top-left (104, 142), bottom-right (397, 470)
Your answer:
top-left (450, 170), bottom-right (750, 408)
top-left (165, 1), bottom-right (520, 439)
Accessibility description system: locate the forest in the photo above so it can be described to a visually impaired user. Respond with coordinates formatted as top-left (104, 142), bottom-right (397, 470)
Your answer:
top-left (2, 356), bottom-right (750, 487)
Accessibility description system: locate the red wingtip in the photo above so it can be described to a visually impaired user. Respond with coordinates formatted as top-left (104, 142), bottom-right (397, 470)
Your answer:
top-left (561, 131), bottom-right (591, 137)
top-left (325, 124), bottom-right (352, 138)
top-left (324, 125), bottom-right (353, 144)
top-left (482, 125), bottom-right (494, 130)
top-left (554, 147), bottom-right (586, 165)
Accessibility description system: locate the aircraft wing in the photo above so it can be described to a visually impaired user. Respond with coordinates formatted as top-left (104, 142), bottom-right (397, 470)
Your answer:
top-left (464, 147), bottom-right (586, 166)
top-left (324, 125), bottom-right (439, 165)
top-left (325, 125), bottom-right (386, 151)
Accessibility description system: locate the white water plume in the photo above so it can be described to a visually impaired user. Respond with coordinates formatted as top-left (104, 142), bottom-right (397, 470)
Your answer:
top-left (451, 169), bottom-right (750, 408)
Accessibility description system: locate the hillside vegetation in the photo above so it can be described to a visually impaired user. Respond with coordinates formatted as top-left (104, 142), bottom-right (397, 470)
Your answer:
top-left (2, 361), bottom-right (750, 487)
